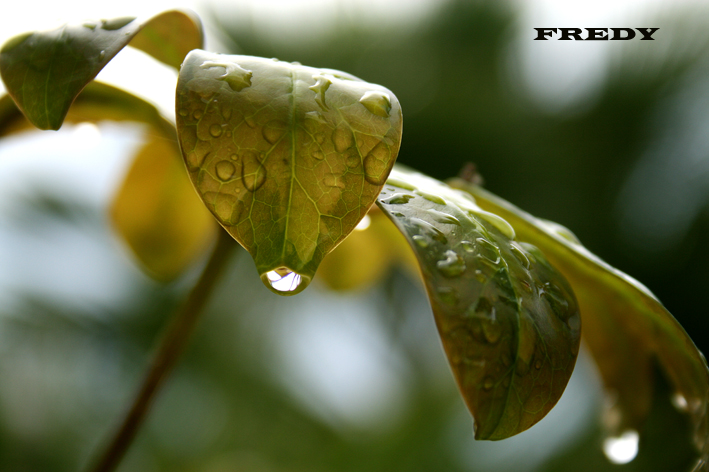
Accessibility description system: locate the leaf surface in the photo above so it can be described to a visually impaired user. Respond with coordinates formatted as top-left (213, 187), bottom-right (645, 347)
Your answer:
top-left (377, 166), bottom-right (581, 439)
top-left (0, 10), bottom-right (202, 130)
top-left (451, 178), bottom-right (709, 469)
top-left (176, 51), bottom-right (402, 295)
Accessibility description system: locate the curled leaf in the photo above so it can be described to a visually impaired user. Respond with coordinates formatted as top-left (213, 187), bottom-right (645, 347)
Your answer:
top-left (176, 51), bottom-right (402, 295)
top-left (452, 178), bottom-right (709, 468)
top-left (377, 166), bottom-right (581, 440)
top-left (0, 10), bottom-right (203, 130)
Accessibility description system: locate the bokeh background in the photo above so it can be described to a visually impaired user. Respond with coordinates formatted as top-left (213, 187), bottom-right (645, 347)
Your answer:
top-left (0, 0), bottom-right (708, 470)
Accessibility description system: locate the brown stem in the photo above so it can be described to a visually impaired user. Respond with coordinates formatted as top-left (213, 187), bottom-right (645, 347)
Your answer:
top-left (87, 230), bottom-right (236, 472)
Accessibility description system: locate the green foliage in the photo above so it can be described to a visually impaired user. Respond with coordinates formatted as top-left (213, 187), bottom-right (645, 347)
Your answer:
top-left (0, 7), bottom-right (707, 472)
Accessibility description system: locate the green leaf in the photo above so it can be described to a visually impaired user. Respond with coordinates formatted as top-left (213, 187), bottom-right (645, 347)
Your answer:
top-left (176, 51), bottom-right (403, 295)
top-left (0, 10), bottom-right (203, 130)
top-left (376, 166), bottom-right (581, 440)
top-left (450, 177), bottom-right (709, 468)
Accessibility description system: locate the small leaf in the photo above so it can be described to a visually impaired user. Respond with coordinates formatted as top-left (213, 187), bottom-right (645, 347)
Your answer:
top-left (377, 166), bottom-right (581, 440)
top-left (451, 178), bottom-right (709, 468)
top-left (0, 10), bottom-right (202, 130)
top-left (176, 51), bottom-right (402, 295)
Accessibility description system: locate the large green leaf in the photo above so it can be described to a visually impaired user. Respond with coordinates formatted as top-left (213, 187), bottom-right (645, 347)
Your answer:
top-left (376, 166), bottom-right (581, 440)
top-left (450, 177), bottom-right (709, 469)
top-left (176, 51), bottom-right (403, 295)
top-left (0, 10), bottom-right (202, 130)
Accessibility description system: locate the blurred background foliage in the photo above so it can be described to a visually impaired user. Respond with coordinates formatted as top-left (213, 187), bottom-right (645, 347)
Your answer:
top-left (0, 0), bottom-right (708, 470)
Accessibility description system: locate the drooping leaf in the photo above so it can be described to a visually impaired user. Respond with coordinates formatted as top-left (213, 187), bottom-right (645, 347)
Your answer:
top-left (451, 177), bottom-right (709, 469)
top-left (0, 82), bottom-right (216, 281)
top-left (176, 51), bottom-right (403, 295)
top-left (376, 166), bottom-right (581, 440)
top-left (111, 135), bottom-right (216, 281)
top-left (0, 10), bottom-right (202, 130)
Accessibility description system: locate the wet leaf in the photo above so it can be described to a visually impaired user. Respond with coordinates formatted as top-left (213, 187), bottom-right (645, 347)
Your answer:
top-left (176, 51), bottom-right (402, 295)
top-left (376, 166), bottom-right (581, 440)
top-left (111, 135), bottom-right (216, 282)
top-left (451, 178), bottom-right (709, 468)
top-left (0, 10), bottom-right (202, 130)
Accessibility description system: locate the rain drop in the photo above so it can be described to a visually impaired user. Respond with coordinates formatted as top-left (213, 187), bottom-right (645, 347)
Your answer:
top-left (242, 151), bottom-right (267, 192)
top-left (363, 142), bottom-right (392, 185)
top-left (382, 193), bottom-right (414, 205)
top-left (603, 430), bottom-right (639, 464)
top-left (483, 376), bottom-right (494, 391)
top-left (386, 178), bottom-right (416, 191)
top-left (215, 161), bottom-right (236, 181)
top-left (178, 108), bottom-right (189, 117)
top-left (245, 116), bottom-right (256, 128)
top-left (265, 269), bottom-right (304, 293)
top-left (437, 250), bottom-right (466, 277)
top-left (427, 209), bottom-right (461, 226)
top-left (101, 17), bottom-right (135, 30)
top-left (263, 120), bottom-right (287, 144)
top-left (414, 190), bottom-right (446, 205)
top-left (332, 127), bottom-right (353, 152)
top-left (476, 238), bottom-right (500, 265)
top-left (312, 150), bottom-right (325, 160)
top-left (412, 235), bottom-right (430, 248)
top-left (460, 241), bottom-right (475, 253)
top-left (315, 133), bottom-right (325, 144)
top-left (510, 242), bottom-right (531, 269)
top-left (672, 393), bottom-right (689, 412)
top-left (192, 109), bottom-right (203, 120)
top-left (535, 360), bottom-right (542, 370)
top-left (359, 91), bottom-right (392, 117)
top-left (324, 173), bottom-right (345, 189)
top-left (98, 50), bottom-right (105, 61)
top-left (209, 124), bottom-right (223, 138)
top-left (345, 151), bottom-right (360, 168)
top-left (309, 74), bottom-right (332, 110)
top-left (201, 60), bottom-right (253, 91)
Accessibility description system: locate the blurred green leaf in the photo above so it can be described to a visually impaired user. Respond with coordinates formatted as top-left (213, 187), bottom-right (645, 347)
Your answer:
top-left (452, 178), bottom-right (709, 469)
top-left (0, 10), bottom-right (202, 130)
top-left (176, 51), bottom-right (402, 295)
top-left (377, 166), bottom-right (581, 440)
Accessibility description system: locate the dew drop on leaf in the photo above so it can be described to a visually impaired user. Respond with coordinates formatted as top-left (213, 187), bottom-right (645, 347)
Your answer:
top-left (412, 235), bottom-right (430, 248)
top-left (209, 124), bottom-right (223, 137)
top-left (382, 193), bottom-right (414, 205)
top-left (311, 150), bottom-right (325, 160)
top-left (215, 161), bottom-right (236, 181)
top-left (483, 376), bottom-right (495, 391)
top-left (332, 126), bottom-right (353, 152)
top-left (363, 142), bottom-right (392, 185)
top-left (437, 249), bottom-right (466, 277)
top-left (359, 90), bottom-right (392, 117)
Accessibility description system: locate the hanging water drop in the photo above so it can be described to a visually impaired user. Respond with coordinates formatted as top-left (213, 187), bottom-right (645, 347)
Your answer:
top-left (263, 268), bottom-right (307, 294)
top-left (603, 430), bottom-right (639, 464)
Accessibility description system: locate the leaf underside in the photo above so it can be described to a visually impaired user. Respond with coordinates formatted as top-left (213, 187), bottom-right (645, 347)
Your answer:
top-left (0, 10), bottom-right (202, 130)
top-left (176, 51), bottom-right (403, 295)
top-left (377, 166), bottom-right (581, 440)
top-left (451, 178), bottom-right (709, 469)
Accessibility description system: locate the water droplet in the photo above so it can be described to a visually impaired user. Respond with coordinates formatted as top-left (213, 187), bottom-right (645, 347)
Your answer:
top-left (264, 268), bottom-right (304, 293)
top-left (201, 60), bottom-right (253, 91)
top-left (192, 109), bottom-right (203, 120)
top-left (230, 154), bottom-right (238, 161)
top-left (209, 124), bottom-right (223, 138)
top-left (359, 91), bottom-right (392, 117)
top-left (535, 360), bottom-right (542, 370)
top-left (412, 235), bottom-right (430, 248)
top-left (476, 238), bottom-right (500, 265)
top-left (437, 287), bottom-right (459, 306)
top-left (483, 376), bottom-right (494, 391)
top-left (386, 177), bottom-right (416, 191)
top-left (410, 218), bottom-right (448, 244)
top-left (83, 23), bottom-right (97, 30)
top-left (473, 210), bottom-right (516, 239)
top-left (474, 270), bottom-right (486, 283)
top-left (460, 241), bottom-right (475, 253)
top-left (312, 150), bottom-right (325, 160)
top-left (345, 151), bottom-right (360, 168)
top-left (332, 127), bottom-right (353, 152)
top-left (415, 190), bottom-right (446, 205)
top-left (603, 430), bottom-right (639, 464)
top-left (510, 242), bottom-right (530, 269)
top-left (215, 161), bottom-right (236, 181)
top-left (98, 50), bottom-right (105, 61)
top-left (101, 17), bottom-right (135, 30)
top-left (364, 142), bottom-right (392, 185)
top-left (324, 173), bottom-right (345, 189)
top-left (263, 120), bottom-right (287, 144)
top-left (309, 74), bottom-right (332, 110)
top-left (178, 108), bottom-right (189, 117)
top-left (245, 116), bottom-right (256, 128)
top-left (382, 193), bottom-right (414, 205)
top-left (355, 215), bottom-right (371, 231)
top-left (186, 150), bottom-right (210, 171)
top-left (437, 250), bottom-right (466, 277)
top-left (427, 209), bottom-right (461, 226)
top-left (242, 151), bottom-right (267, 192)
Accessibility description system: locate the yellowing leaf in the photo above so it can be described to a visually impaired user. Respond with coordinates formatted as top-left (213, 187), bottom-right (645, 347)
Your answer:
top-left (452, 178), bottom-right (709, 469)
top-left (0, 10), bottom-right (202, 130)
top-left (176, 51), bottom-right (403, 295)
top-left (377, 166), bottom-right (581, 440)
top-left (111, 136), bottom-right (215, 281)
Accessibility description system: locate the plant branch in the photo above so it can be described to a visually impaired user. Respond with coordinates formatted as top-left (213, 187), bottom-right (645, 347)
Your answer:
top-left (88, 229), bottom-right (236, 472)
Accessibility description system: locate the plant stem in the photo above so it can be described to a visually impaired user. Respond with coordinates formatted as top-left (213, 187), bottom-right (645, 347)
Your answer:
top-left (88, 230), bottom-right (236, 472)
